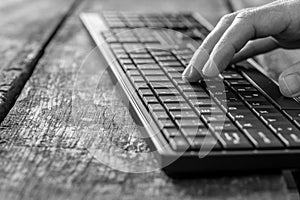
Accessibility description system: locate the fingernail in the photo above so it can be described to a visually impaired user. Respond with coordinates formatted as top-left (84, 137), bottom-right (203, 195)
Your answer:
top-left (182, 63), bottom-right (202, 82)
top-left (282, 73), bottom-right (300, 97)
top-left (182, 64), bottom-right (192, 78)
top-left (202, 58), bottom-right (219, 77)
top-left (187, 66), bottom-right (202, 82)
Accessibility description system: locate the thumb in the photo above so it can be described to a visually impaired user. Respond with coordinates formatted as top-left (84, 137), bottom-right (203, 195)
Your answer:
top-left (278, 61), bottom-right (300, 97)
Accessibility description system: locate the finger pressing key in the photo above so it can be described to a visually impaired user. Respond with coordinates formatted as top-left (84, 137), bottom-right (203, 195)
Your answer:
top-left (182, 12), bottom-right (238, 82)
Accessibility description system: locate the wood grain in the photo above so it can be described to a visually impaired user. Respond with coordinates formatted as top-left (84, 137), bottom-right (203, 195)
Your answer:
top-left (0, 0), bottom-right (295, 199)
top-left (0, 0), bottom-right (77, 122)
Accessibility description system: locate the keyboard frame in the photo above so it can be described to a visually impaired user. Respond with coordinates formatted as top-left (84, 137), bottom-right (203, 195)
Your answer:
top-left (80, 12), bottom-right (300, 175)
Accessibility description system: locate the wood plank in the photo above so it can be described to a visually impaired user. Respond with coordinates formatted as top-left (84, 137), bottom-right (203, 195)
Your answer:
top-left (0, 0), bottom-right (292, 199)
top-left (0, 0), bottom-right (78, 122)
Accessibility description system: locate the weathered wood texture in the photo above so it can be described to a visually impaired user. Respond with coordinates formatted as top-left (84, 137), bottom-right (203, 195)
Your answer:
top-left (0, 0), bottom-right (77, 121)
top-left (0, 0), bottom-right (296, 199)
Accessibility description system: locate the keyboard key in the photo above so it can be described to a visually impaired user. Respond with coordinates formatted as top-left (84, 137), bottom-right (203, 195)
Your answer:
top-left (166, 103), bottom-right (191, 111)
top-left (122, 64), bottom-right (136, 70)
top-left (246, 101), bottom-right (274, 108)
top-left (173, 78), bottom-right (188, 85)
top-left (215, 130), bottom-right (253, 149)
top-left (232, 85), bottom-right (257, 92)
top-left (150, 82), bottom-right (174, 89)
top-left (140, 37), bottom-right (160, 43)
top-left (149, 103), bottom-right (164, 111)
top-left (268, 122), bottom-right (300, 147)
top-left (176, 118), bottom-right (205, 128)
top-left (227, 109), bottom-right (254, 120)
top-left (127, 70), bottom-right (141, 77)
top-left (269, 122), bottom-right (299, 134)
top-left (191, 98), bottom-right (215, 107)
top-left (275, 129), bottom-right (300, 148)
top-left (169, 137), bottom-right (190, 151)
top-left (168, 72), bottom-right (183, 79)
top-left (185, 91), bottom-right (209, 99)
top-left (181, 127), bottom-right (210, 137)
top-left (153, 110), bottom-right (169, 119)
top-left (162, 128), bottom-right (182, 137)
top-left (134, 83), bottom-right (148, 89)
top-left (138, 89), bottom-right (154, 96)
top-left (203, 114), bottom-right (230, 123)
top-left (254, 108), bottom-right (280, 116)
top-left (118, 37), bottom-right (139, 43)
top-left (155, 88), bottom-right (179, 96)
top-left (208, 122), bottom-right (238, 132)
top-left (283, 132), bottom-right (300, 148)
top-left (157, 119), bottom-right (176, 129)
top-left (155, 56), bottom-right (177, 62)
top-left (170, 110), bottom-right (198, 119)
top-left (141, 70), bottom-right (165, 76)
top-left (227, 104), bottom-right (249, 112)
top-left (243, 129), bottom-right (284, 149)
top-left (188, 136), bottom-right (221, 150)
top-left (164, 66), bottom-right (185, 73)
top-left (221, 71), bottom-right (244, 79)
top-left (159, 61), bottom-right (182, 67)
top-left (283, 110), bottom-right (300, 127)
top-left (178, 84), bottom-right (204, 92)
top-left (143, 96), bottom-right (158, 104)
top-left (105, 37), bottom-right (119, 43)
top-left (216, 95), bottom-right (240, 107)
top-left (196, 106), bottom-right (223, 115)
top-left (226, 79), bottom-right (250, 85)
top-left (131, 76), bottom-right (145, 83)
top-left (284, 110), bottom-right (300, 120)
top-left (236, 119), bottom-right (265, 129)
top-left (260, 114), bottom-right (287, 125)
top-left (130, 53), bottom-right (152, 59)
top-left (160, 95), bottom-right (185, 103)
top-left (226, 101), bottom-right (245, 107)
top-left (239, 92), bottom-right (266, 102)
top-left (133, 58), bottom-right (156, 64)
top-left (115, 53), bottom-right (129, 59)
top-left (145, 76), bottom-right (170, 82)
top-left (150, 51), bottom-right (172, 56)
top-left (137, 64), bottom-right (160, 70)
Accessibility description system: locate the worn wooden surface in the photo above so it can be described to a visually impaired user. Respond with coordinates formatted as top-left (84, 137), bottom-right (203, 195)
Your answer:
top-left (0, 0), bottom-right (297, 199)
top-left (0, 0), bottom-right (77, 121)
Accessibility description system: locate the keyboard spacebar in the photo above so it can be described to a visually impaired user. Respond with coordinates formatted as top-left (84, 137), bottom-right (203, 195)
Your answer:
top-left (238, 64), bottom-right (300, 110)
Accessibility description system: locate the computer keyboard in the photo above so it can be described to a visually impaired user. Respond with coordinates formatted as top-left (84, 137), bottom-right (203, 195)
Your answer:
top-left (81, 12), bottom-right (300, 174)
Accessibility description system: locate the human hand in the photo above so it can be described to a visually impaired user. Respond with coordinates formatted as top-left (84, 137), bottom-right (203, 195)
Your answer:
top-left (182, 0), bottom-right (300, 97)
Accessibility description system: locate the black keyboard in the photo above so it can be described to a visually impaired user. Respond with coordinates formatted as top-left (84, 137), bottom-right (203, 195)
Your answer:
top-left (81, 12), bottom-right (300, 175)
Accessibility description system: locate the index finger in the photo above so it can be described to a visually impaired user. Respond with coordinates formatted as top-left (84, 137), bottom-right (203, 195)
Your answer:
top-left (182, 12), bottom-right (238, 81)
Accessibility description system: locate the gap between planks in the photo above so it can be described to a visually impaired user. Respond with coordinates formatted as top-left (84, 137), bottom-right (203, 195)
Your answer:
top-left (0, 0), bottom-right (83, 123)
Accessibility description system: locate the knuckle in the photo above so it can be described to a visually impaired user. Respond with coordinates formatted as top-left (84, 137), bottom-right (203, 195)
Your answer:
top-left (220, 14), bottom-right (235, 25)
top-left (235, 8), bottom-right (257, 21)
top-left (236, 11), bottom-right (252, 21)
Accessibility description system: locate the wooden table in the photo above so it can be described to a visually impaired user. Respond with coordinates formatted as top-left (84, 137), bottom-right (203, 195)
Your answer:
top-left (0, 0), bottom-right (299, 199)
